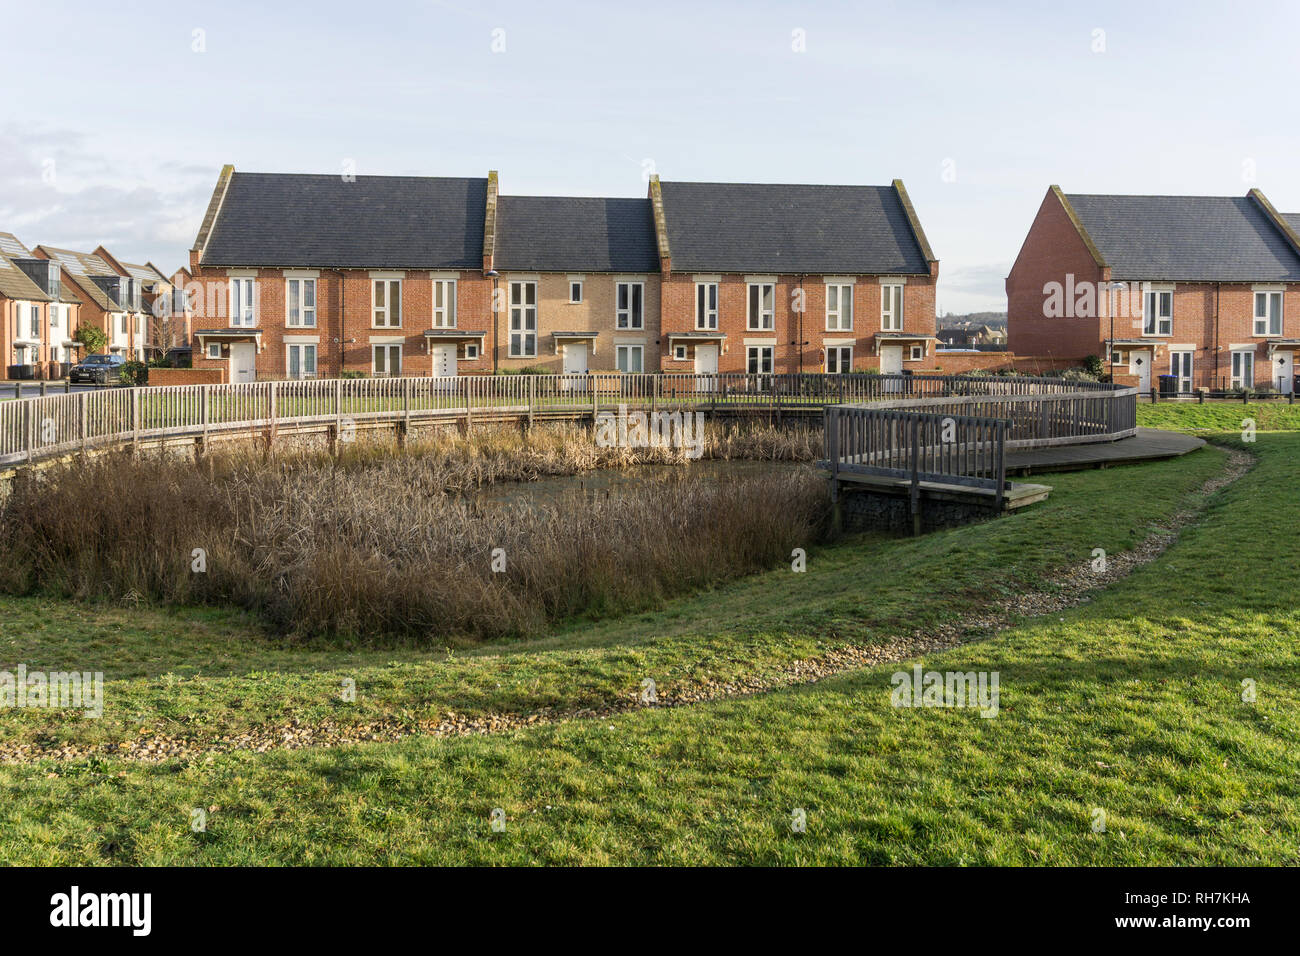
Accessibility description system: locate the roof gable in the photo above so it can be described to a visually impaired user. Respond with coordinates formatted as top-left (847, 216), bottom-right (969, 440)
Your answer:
top-left (658, 181), bottom-right (932, 275)
top-left (201, 172), bottom-right (488, 270)
top-left (1065, 193), bottom-right (1300, 282)
top-left (0, 232), bottom-right (52, 302)
top-left (36, 246), bottom-right (124, 310)
top-left (495, 196), bottom-right (658, 272)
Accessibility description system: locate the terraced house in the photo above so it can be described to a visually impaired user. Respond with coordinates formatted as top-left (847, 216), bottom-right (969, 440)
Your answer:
top-left (187, 165), bottom-right (939, 381)
top-left (0, 231), bottom-right (82, 380)
top-left (1007, 186), bottom-right (1300, 394)
top-left (92, 247), bottom-right (173, 358)
top-left (34, 245), bottom-right (150, 360)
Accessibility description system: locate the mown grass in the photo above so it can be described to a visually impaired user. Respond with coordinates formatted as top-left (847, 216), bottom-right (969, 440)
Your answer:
top-left (0, 410), bottom-right (1294, 864)
top-left (1137, 399), bottom-right (1300, 432)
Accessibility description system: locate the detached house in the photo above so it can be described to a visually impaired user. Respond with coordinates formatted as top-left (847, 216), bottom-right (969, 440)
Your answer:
top-left (0, 232), bottom-right (82, 379)
top-left (187, 165), bottom-right (939, 381)
top-left (652, 178), bottom-right (939, 376)
top-left (34, 246), bottom-right (148, 359)
top-left (1007, 186), bottom-right (1300, 393)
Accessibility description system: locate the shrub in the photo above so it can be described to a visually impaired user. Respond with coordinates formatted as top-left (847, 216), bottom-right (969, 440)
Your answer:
top-left (74, 325), bottom-right (108, 356)
top-left (118, 360), bottom-right (148, 386)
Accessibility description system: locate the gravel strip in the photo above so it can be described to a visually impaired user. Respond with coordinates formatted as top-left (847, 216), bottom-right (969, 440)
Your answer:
top-left (5, 447), bottom-right (1253, 766)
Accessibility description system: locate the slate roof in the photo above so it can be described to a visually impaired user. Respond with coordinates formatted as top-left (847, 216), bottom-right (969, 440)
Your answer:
top-left (657, 181), bottom-right (932, 274)
top-left (495, 196), bottom-right (658, 272)
top-left (1064, 193), bottom-right (1300, 282)
top-left (1285, 213), bottom-right (1300, 236)
top-left (116, 258), bottom-right (169, 291)
top-left (202, 172), bottom-right (488, 269)
top-left (0, 232), bottom-right (52, 302)
top-left (36, 246), bottom-right (125, 311)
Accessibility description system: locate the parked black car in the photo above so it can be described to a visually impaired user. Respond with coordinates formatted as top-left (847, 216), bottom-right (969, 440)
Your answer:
top-left (68, 353), bottom-right (127, 385)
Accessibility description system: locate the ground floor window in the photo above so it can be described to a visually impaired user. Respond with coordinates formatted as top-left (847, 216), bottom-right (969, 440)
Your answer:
top-left (826, 345), bottom-right (852, 373)
top-left (1170, 350), bottom-right (1193, 393)
top-left (287, 344), bottom-right (317, 379)
top-left (747, 345), bottom-right (773, 375)
top-left (206, 342), bottom-right (221, 360)
top-left (1230, 349), bottom-right (1254, 389)
top-left (373, 344), bottom-right (402, 377)
top-left (616, 344), bottom-right (643, 373)
top-left (464, 343), bottom-right (480, 360)
top-left (910, 344), bottom-right (924, 361)
top-left (673, 344), bottom-right (688, 361)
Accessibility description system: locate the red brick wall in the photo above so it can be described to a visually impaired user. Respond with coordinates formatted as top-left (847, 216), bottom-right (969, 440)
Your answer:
top-left (149, 367), bottom-right (226, 386)
top-left (927, 351), bottom-right (1081, 375)
top-left (1006, 189), bottom-right (1106, 360)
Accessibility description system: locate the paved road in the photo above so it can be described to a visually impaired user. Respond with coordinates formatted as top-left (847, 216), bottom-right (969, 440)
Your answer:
top-left (0, 382), bottom-right (108, 400)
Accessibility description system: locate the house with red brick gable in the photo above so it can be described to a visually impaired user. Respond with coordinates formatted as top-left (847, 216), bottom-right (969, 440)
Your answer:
top-left (189, 166), bottom-right (495, 381)
top-left (33, 245), bottom-right (144, 361)
top-left (92, 247), bottom-right (174, 358)
top-left (0, 232), bottom-right (83, 379)
top-left (650, 177), bottom-right (939, 377)
top-left (1007, 186), bottom-right (1300, 394)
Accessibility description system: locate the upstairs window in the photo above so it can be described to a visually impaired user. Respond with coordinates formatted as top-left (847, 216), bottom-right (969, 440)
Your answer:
top-left (229, 278), bottom-right (256, 327)
top-left (1254, 291), bottom-right (1282, 336)
top-left (747, 282), bottom-right (774, 330)
top-left (881, 284), bottom-right (903, 331)
top-left (569, 280), bottom-right (583, 303)
top-left (1143, 291), bottom-right (1172, 336)
top-left (286, 278), bottom-right (316, 327)
top-left (373, 279), bottom-right (401, 328)
top-left (29, 304), bottom-right (39, 339)
top-left (826, 283), bottom-right (853, 331)
top-left (616, 281), bottom-right (644, 329)
top-left (433, 279), bottom-right (457, 328)
top-left (509, 281), bottom-right (537, 357)
top-left (696, 282), bottom-right (718, 330)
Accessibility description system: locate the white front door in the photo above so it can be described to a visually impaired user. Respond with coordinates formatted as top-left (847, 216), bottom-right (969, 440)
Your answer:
top-left (694, 343), bottom-right (718, 391)
top-left (432, 344), bottom-right (457, 378)
top-left (230, 342), bottom-right (256, 383)
top-left (1129, 350), bottom-right (1152, 391)
top-left (1274, 351), bottom-right (1294, 394)
top-left (880, 345), bottom-right (904, 391)
top-left (561, 342), bottom-right (588, 391)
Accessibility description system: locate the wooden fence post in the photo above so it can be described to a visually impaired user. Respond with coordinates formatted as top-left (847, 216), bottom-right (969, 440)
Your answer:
top-left (909, 415), bottom-right (921, 537)
top-left (79, 392), bottom-right (88, 453)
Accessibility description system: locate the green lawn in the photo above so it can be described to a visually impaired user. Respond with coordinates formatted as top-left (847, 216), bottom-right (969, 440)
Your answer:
top-left (0, 410), bottom-right (1296, 864)
top-left (1138, 399), bottom-right (1300, 432)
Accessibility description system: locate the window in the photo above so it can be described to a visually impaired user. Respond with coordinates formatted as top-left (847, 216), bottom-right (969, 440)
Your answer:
top-left (372, 344), bottom-right (402, 377)
top-left (373, 279), bottom-right (401, 328)
top-left (49, 304), bottom-right (59, 331)
top-left (616, 344), bottom-right (643, 373)
top-left (286, 278), bottom-right (316, 327)
top-left (1231, 350), bottom-right (1254, 389)
top-left (747, 345), bottom-right (773, 374)
top-left (881, 284), bottom-right (903, 331)
top-left (50, 345), bottom-right (60, 363)
top-left (826, 345), bottom-right (852, 373)
top-left (229, 278), bottom-right (256, 327)
top-left (1170, 350), bottom-right (1193, 393)
top-left (433, 279), bottom-right (457, 328)
top-left (1143, 291), bottom-right (1172, 336)
top-left (509, 281), bottom-right (537, 357)
top-left (286, 343), bottom-right (317, 379)
top-left (616, 281), bottom-right (644, 330)
top-left (696, 282), bottom-right (718, 330)
top-left (747, 283), bottom-right (774, 330)
top-left (464, 343), bottom-right (479, 360)
top-left (673, 344), bottom-right (688, 361)
top-left (569, 281), bottom-right (583, 304)
top-left (120, 313), bottom-right (129, 335)
top-left (29, 305), bottom-right (39, 339)
top-left (1254, 291), bottom-right (1282, 336)
top-left (910, 344), bottom-right (924, 361)
top-left (826, 284), bottom-right (853, 331)
top-left (206, 342), bottom-right (221, 360)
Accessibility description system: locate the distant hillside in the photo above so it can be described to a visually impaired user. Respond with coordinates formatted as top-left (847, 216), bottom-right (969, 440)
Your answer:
top-left (938, 311), bottom-right (1006, 330)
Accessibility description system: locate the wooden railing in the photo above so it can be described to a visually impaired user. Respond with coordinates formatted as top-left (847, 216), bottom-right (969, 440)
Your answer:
top-left (0, 373), bottom-right (1136, 469)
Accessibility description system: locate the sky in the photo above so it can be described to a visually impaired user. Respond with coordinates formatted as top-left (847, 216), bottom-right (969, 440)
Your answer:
top-left (2, 0), bottom-right (1298, 313)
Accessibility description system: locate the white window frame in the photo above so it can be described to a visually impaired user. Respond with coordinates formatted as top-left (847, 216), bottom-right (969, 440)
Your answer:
top-left (747, 283), bottom-right (775, 331)
top-left (1230, 349), bottom-right (1255, 389)
top-left (464, 342), bottom-right (480, 360)
top-left (616, 344), bottom-right (644, 373)
top-left (206, 342), bottom-right (221, 360)
top-left (509, 280), bottom-right (538, 357)
top-left (673, 343), bottom-right (688, 361)
top-left (569, 280), bottom-right (583, 304)
top-left (433, 279), bottom-right (457, 329)
top-left (826, 283), bottom-right (853, 331)
top-left (29, 304), bottom-right (40, 340)
top-left (286, 343), bottom-right (317, 379)
top-left (825, 345), bottom-right (852, 373)
top-left (228, 278), bottom-right (256, 327)
top-left (1253, 290), bottom-right (1282, 337)
top-left (696, 282), bottom-right (718, 330)
top-left (616, 281), bottom-right (644, 330)
top-left (1170, 349), bottom-right (1193, 393)
top-left (1143, 290), bottom-right (1172, 336)
top-left (372, 279), bottom-right (401, 328)
top-left (286, 277), bottom-right (316, 328)
top-left (372, 343), bottom-right (402, 377)
top-left (49, 304), bottom-right (60, 332)
top-left (747, 345), bottom-right (774, 374)
top-left (910, 344), bottom-right (925, 362)
top-left (881, 284), bottom-right (903, 332)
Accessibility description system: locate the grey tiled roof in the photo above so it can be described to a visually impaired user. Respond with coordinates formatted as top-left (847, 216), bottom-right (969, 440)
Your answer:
top-left (1065, 193), bottom-right (1300, 281)
top-left (0, 232), bottom-right (51, 302)
top-left (202, 172), bottom-right (488, 269)
top-left (495, 196), bottom-right (658, 272)
top-left (36, 246), bottom-right (124, 310)
top-left (1285, 213), bottom-right (1300, 235)
top-left (658, 182), bottom-right (932, 275)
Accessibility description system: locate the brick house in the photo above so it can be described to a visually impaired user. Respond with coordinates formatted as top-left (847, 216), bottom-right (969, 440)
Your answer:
top-left (187, 166), bottom-right (938, 380)
top-left (93, 247), bottom-right (174, 358)
top-left (34, 245), bottom-right (148, 360)
top-left (0, 232), bottom-right (83, 379)
top-left (1007, 186), bottom-right (1300, 393)
top-left (651, 177), bottom-right (939, 376)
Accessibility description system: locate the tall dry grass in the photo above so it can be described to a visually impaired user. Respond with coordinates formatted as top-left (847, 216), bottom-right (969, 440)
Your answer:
top-left (0, 432), bottom-right (829, 644)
